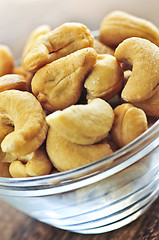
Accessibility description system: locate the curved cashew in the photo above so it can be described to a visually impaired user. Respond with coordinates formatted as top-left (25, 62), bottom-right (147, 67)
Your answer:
top-left (0, 90), bottom-right (48, 156)
top-left (32, 47), bottom-right (97, 112)
top-left (0, 45), bottom-right (14, 77)
top-left (99, 10), bottom-right (159, 48)
top-left (114, 37), bottom-right (159, 102)
top-left (84, 54), bottom-right (123, 100)
top-left (111, 103), bottom-right (148, 148)
top-left (46, 98), bottom-right (114, 145)
top-left (122, 70), bottom-right (159, 117)
top-left (0, 74), bottom-right (29, 92)
top-left (23, 22), bottom-right (94, 72)
top-left (22, 24), bottom-right (51, 57)
top-left (9, 160), bottom-right (28, 177)
top-left (46, 124), bottom-right (113, 171)
top-left (9, 147), bottom-right (52, 178)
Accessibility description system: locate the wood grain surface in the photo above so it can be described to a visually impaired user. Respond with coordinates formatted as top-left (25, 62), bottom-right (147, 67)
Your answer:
top-left (0, 197), bottom-right (158, 240)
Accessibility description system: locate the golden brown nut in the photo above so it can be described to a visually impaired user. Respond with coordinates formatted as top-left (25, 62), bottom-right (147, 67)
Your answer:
top-left (9, 147), bottom-right (52, 178)
top-left (114, 37), bottom-right (159, 102)
top-left (23, 22), bottom-right (94, 72)
top-left (0, 162), bottom-right (11, 177)
top-left (132, 91), bottom-right (159, 118)
top-left (94, 39), bottom-right (114, 55)
top-left (22, 24), bottom-right (51, 57)
top-left (46, 98), bottom-right (114, 145)
top-left (0, 74), bottom-right (29, 92)
top-left (0, 45), bottom-right (14, 76)
top-left (32, 47), bottom-right (97, 112)
top-left (13, 66), bottom-right (34, 92)
top-left (111, 103), bottom-right (148, 148)
top-left (9, 161), bottom-right (28, 177)
top-left (84, 54), bottom-right (123, 100)
top-left (0, 90), bottom-right (48, 156)
top-left (46, 124), bottom-right (113, 171)
top-left (99, 10), bottom-right (159, 48)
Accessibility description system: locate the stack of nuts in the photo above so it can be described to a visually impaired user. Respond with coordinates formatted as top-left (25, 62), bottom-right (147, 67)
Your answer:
top-left (0, 10), bottom-right (158, 178)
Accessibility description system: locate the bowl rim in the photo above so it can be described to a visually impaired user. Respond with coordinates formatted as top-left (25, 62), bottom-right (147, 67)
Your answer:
top-left (0, 118), bottom-right (158, 195)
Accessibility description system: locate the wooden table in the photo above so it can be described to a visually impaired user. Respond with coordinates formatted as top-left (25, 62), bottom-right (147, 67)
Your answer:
top-left (0, 197), bottom-right (158, 240)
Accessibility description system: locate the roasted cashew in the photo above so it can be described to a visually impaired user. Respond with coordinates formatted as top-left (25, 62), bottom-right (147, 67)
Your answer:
top-left (22, 24), bottom-right (51, 57)
top-left (99, 10), bottom-right (159, 48)
top-left (0, 45), bottom-right (14, 77)
top-left (46, 124), bottom-right (113, 171)
top-left (9, 147), bottom-right (52, 178)
top-left (94, 39), bottom-right (114, 55)
top-left (9, 161), bottom-right (28, 177)
top-left (84, 54), bottom-right (123, 100)
top-left (32, 47), bottom-right (97, 112)
top-left (46, 98), bottom-right (114, 145)
top-left (23, 22), bottom-right (94, 72)
top-left (122, 69), bottom-right (159, 117)
top-left (0, 74), bottom-right (29, 92)
top-left (0, 90), bottom-right (48, 156)
top-left (13, 66), bottom-right (34, 92)
top-left (111, 103), bottom-right (148, 148)
top-left (114, 37), bottom-right (159, 102)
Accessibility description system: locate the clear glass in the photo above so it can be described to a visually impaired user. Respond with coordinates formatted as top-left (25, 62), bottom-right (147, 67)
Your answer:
top-left (0, 119), bottom-right (158, 234)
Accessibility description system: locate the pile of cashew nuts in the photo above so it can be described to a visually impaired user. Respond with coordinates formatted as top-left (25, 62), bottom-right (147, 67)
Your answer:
top-left (0, 10), bottom-right (158, 178)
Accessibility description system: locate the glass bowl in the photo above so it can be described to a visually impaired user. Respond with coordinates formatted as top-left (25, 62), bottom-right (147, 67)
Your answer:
top-left (0, 0), bottom-right (159, 234)
top-left (0, 119), bottom-right (158, 234)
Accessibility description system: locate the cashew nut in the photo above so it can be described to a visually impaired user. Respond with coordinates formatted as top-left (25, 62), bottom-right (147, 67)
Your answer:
top-left (22, 24), bottom-right (51, 57)
top-left (46, 124), bottom-right (113, 171)
top-left (31, 47), bottom-right (97, 112)
top-left (0, 45), bottom-right (14, 77)
top-left (46, 98), bottom-right (114, 145)
top-left (13, 66), bottom-right (34, 92)
top-left (23, 22), bottom-right (94, 72)
top-left (0, 74), bottom-right (29, 92)
top-left (111, 103), bottom-right (148, 148)
top-left (0, 90), bottom-right (48, 156)
top-left (99, 10), bottom-right (159, 48)
top-left (114, 37), bottom-right (159, 102)
top-left (9, 147), bottom-right (52, 178)
top-left (84, 54), bottom-right (123, 100)
top-left (122, 69), bottom-right (159, 117)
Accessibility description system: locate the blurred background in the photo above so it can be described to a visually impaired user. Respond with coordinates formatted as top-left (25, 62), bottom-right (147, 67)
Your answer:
top-left (0, 0), bottom-right (159, 58)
